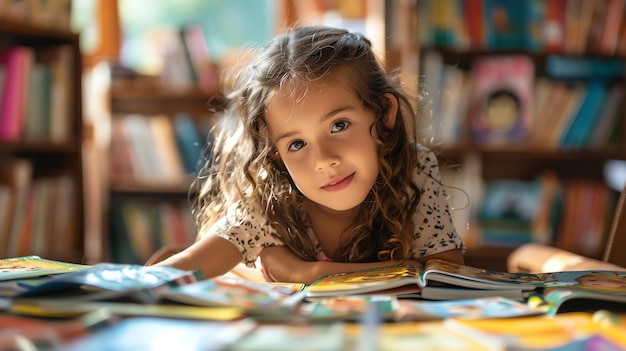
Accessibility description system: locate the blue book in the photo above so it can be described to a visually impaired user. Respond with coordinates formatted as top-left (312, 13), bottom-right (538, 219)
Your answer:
top-left (546, 56), bottom-right (625, 80)
top-left (522, 0), bottom-right (546, 51)
top-left (17, 263), bottom-right (202, 300)
top-left (560, 81), bottom-right (607, 149)
top-left (173, 113), bottom-right (203, 174)
top-left (484, 0), bottom-right (526, 49)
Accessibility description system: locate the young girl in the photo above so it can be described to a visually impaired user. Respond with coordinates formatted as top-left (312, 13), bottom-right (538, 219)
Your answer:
top-left (156, 25), bottom-right (466, 284)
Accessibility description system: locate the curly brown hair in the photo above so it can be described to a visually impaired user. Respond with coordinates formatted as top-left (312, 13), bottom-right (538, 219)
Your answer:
top-left (192, 25), bottom-right (421, 264)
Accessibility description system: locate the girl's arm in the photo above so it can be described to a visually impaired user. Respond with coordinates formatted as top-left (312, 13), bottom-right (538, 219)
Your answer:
top-left (259, 246), bottom-right (422, 285)
top-left (154, 235), bottom-right (242, 280)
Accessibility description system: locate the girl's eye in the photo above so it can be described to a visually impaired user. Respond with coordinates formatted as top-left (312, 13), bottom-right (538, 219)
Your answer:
top-left (288, 140), bottom-right (306, 152)
top-left (331, 120), bottom-right (350, 133)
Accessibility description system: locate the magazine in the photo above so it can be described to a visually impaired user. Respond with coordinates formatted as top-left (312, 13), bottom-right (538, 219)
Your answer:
top-left (0, 256), bottom-right (89, 281)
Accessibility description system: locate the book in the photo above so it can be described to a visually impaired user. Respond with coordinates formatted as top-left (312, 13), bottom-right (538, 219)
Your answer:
top-left (444, 311), bottom-right (626, 350)
top-left (0, 255), bottom-right (88, 281)
top-left (545, 56), bottom-right (625, 80)
top-left (16, 262), bottom-right (203, 300)
top-left (0, 309), bottom-right (116, 348)
top-left (528, 270), bottom-right (626, 316)
top-left (9, 299), bottom-right (244, 321)
top-left (560, 80), bottom-right (608, 149)
top-left (304, 259), bottom-right (545, 299)
top-left (64, 317), bottom-right (256, 351)
top-left (226, 322), bottom-right (347, 351)
top-left (299, 295), bottom-right (398, 322)
top-left (13, 268), bottom-right (306, 320)
top-left (377, 320), bottom-right (501, 350)
top-left (304, 259), bottom-right (626, 313)
top-left (467, 55), bottom-right (534, 144)
top-left (484, 0), bottom-right (526, 49)
top-left (0, 159), bottom-right (33, 257)
top-left (156, 275), bottom-right (307, 319)
top-left (394, 296), bottom-right (544, 322)
top-left (173, 113), bottom-right (203, 174)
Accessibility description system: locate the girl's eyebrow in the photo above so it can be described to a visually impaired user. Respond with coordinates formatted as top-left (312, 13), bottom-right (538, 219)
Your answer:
top-left (273, 105), bottom-right (355, 143)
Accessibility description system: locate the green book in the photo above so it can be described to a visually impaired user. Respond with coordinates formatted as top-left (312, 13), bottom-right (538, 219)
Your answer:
top-left (0, 255), bottom-right (89, 281)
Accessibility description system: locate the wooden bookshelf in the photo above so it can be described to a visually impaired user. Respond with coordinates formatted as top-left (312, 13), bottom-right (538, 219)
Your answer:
top-left (105, 87), bottom-right (217, 264)
top-left (0, 19), bottom-right (85, 264)
top-left (386, 0), bottom-right (626, 269)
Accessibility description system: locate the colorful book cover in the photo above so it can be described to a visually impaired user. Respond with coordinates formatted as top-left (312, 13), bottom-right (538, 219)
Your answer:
top-left (395, 297), bottom-right (544, 322)
top-left (484, 0), bottom-right (526, 49)
top-left (17, 262), bottom-right (202, 298)
top-left (300, 295), bottom-right (398, 322)
top-left (64, 316), bottom-right (256, 351)
top-left (304, 259), bottom-right (545, 298)
top-left (445, 311), bottom-right (626, 350)
top-left (227, 322), bottom-right (347, 351)
top-left (0, 255), bottom-right (88, 281)
top-left (158, 275), bottom-right (306, 318)
top-left (468, 55), bottom-right (534, 144)
top-left (530, 270), bottom-right (626, 315)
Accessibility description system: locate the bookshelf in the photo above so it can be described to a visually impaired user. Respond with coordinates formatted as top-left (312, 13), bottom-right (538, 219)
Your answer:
top-left (0, 19), bottom-right (85, 263)
top-left (394, 0), bottom-right (626, 271)
top-left (106, 87), bottom-right (218, 264)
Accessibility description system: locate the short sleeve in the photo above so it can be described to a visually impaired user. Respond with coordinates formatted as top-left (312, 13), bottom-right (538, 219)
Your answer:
top-left (411, 145), bottom-right (466, 258)
top-left (205, 203), bottom-right (284, 267)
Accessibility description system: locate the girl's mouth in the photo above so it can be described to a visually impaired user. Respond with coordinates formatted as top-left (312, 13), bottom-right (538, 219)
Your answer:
top-left (322, 173), bottom-right (355, 192)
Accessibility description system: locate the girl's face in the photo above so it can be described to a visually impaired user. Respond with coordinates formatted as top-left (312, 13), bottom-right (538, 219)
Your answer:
top-left (265, 75), bottom-right (380, 212)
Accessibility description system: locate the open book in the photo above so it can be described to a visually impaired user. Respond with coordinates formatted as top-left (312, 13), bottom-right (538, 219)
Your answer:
top-left (304, 259), bottom-right (626, 313)
top-left (305, 259), bottom-right (545, 299)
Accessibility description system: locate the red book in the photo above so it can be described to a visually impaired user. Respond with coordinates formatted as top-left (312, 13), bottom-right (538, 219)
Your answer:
top-left (544, 0), bottom-right (566, 53)
top-left (0, 46), bottom-right (32, 141)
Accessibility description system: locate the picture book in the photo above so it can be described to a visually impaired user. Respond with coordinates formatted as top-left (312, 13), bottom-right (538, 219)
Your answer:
top-left (528, 270), bottom-right (626, 315)
top-left (156, 275), bottom-right (307, 319)
top-left (16, 262), bottom-right (202, 300)
top-left (0, 255), bottom-right (89, 281)
top-left (394, 297), bottom-right (544, 322)
top-left (444, 311), bottom-right (626, 350)
top-left (9, 299), bottom-right (244, 321)
top-left (304, 259), bottom-right (626, 313)
top-left (226, 322), bottom-right (347, 351)
top-left (376, 320), bottom-right (501, 351)
top-left (468, 55), bottom-right (534, 145)
top-left (304, 259), bottom-right (545, 298)
top-left (64, 317), bottom-right (256, 351)
top-left (0, 309), bottom-right (115, 346)
top-left (298, 295), bottom-right (398, 322)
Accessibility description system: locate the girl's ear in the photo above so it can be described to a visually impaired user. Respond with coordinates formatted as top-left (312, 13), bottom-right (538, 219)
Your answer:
top-left (384, 93), bottom-right (398, 128)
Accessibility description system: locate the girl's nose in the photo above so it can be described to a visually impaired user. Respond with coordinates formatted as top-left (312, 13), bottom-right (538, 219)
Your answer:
top-left (314, 144), bottom-right (341, 171)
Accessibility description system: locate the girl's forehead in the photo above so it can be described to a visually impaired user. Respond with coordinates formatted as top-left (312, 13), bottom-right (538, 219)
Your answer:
top-left (269, 73), bottom-right (354, 104)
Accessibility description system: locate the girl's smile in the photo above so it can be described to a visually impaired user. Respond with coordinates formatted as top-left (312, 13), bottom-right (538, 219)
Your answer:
top-left (321, 172), bottom-right (355, 192)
